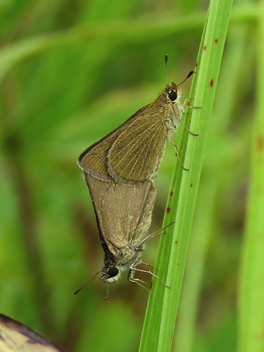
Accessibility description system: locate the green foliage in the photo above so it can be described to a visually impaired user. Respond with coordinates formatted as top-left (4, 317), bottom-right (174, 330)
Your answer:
top-left (0, 0), bottom-right (262, 351)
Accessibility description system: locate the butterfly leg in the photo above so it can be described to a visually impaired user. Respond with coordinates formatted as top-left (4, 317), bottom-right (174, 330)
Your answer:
top-left (181, 97), bottom-right (201, 110)
top-left (169, 130), bottom-right (189, 171)
top-left (131, 267), bottom-right (170, 289)
top-left (128, 269), bottom-right (150, 292)
top-left (138, 221), bottom-right (175, 247)
top-left (104, 283), bottom-right (111, 303)
top-left (173, 104), bottom-right (198, 136)
top-left (140, 262), bottom-right (154, 268)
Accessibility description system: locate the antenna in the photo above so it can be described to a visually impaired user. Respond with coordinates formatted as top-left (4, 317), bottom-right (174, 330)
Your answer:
top-left (165, 54), bottom-right (168, 85)
top-left (178, 71), bottom-right (195, 86)
top-left (74, 270), bottom-right (102, 295)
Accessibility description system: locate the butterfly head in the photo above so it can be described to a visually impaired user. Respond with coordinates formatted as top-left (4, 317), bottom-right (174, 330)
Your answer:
top-left (164, 83), bottom-right (182, 102)
top-left (100, 265), bottom-right (121, 283)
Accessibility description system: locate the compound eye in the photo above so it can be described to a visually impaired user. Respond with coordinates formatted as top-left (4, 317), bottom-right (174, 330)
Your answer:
top-left (169, 90), bottom-right (177, 101)
top-left (108, 267), bottom-right (119, 278)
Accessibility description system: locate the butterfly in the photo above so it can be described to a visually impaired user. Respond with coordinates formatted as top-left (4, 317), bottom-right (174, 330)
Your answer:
top-left (78, 68), bottom-right (198, 187)
top-left (0, 313), bottom-right (66, 352)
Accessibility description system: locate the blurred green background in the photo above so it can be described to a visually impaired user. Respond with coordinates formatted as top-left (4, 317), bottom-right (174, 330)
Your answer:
top-left (0, 0), bottom-right (257, 351)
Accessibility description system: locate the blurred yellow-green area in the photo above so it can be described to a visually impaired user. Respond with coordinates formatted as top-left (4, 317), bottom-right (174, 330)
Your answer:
top-left (0, 0), bottom-right (258, 351)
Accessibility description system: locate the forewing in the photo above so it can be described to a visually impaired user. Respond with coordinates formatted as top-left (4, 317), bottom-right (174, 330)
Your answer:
top-left (77, 104), bottom-right (150, 182)
top-left (101, 181), bottom-right (154, 251)
top-left (85, 174), bottom-right (153, 254)
top-left (84, 173), bottom-right (117, 257)
top-left (108, 114), bottom-right (168, 185)
top-left (131, 181), bottom-right (156, 245)
top-left (0, 314), bottom-right (65, 352)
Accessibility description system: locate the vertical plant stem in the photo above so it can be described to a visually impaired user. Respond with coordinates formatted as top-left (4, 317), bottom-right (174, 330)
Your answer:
top-left (139, 0), bottom-right (233, 351)
top-left (173, 177), bottom-right (219, 352)
top-left (173, 21), bottom-right (248, 352)
top-left (238, 3), bottom-right (264, 351)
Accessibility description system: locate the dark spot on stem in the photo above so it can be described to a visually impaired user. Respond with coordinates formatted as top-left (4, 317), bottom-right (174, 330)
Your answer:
top-left (203, 45), bottom-right (206, 50)
top-left (215, 39), bottom-right (218, 44)
top-left (210, 78), bottom-right (214, 87)
top-left (166, 207), bottom-right (171, 213)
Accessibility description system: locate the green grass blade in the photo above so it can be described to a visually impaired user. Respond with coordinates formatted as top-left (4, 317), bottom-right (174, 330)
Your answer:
top-left (139, 0), bottom-right (233, 351)
top-left (173, 178), bottom-right (219, 352)
top-left (238, 2), bottom-right (264, 351)
top-left (173, 22), bottom-right (249, 352)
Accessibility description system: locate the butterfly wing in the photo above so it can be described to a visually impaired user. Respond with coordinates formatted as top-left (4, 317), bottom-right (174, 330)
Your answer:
top-left (107, 111), bottom-right (168, 185)
top-left (0, 314), bottom-right (65, 352)
top-left (84, 173), bottom-right (116, 257)
top-left (100, 180), bottom-right (155, 252)
top-left (130, 181), bottom-right (156, 245)
top-left (85, 174), bottom-right (154, 256)
top-left (77, 104), bottom-right (151, 183)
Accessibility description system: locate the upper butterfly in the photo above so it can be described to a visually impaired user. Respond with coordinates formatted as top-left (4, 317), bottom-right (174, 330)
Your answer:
top-left (78, 66), bottom-right (199, 187)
